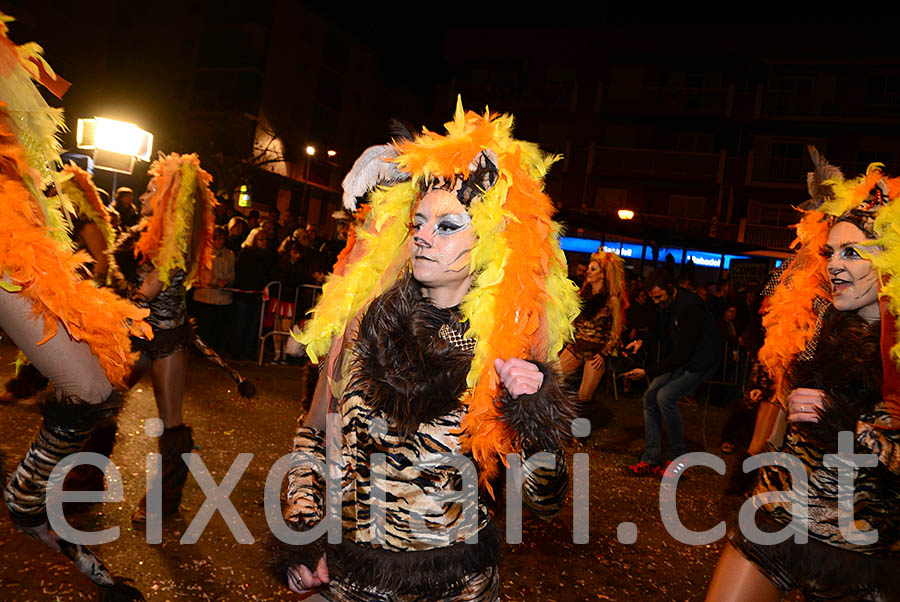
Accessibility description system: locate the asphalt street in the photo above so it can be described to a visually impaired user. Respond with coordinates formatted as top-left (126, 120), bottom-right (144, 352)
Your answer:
top-left (0, 339), bottom-right (771, 601)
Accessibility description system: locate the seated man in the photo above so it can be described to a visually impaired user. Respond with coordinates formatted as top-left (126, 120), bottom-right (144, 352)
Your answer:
top-left (623, 268), bottom-right (723, 476)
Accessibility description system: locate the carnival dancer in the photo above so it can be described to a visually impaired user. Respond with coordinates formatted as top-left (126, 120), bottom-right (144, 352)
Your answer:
top-left (0, 13), bottom-right (149, 600)
top-left (108, 152), bottom-right (217, 523)
top-left (1, 162), bottom-right (114, 403)
top-left (706, 154), bottom-right (900, 601)
top-left (59, 162), bottom-right (116, 281)
top-left (271, 101), bottom-right (581, 601)
top-left (558, 250), bottom-right (627, 404)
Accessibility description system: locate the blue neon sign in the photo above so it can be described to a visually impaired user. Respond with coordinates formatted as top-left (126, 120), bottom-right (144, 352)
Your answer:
top-left (560, 237), bottom-right (758, 270)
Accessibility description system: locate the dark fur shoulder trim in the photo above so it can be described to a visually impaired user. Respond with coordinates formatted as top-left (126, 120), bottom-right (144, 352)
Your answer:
top-left (789, 309), bottom-right (881, 451)
top-left (40, 390), bottom-right (126, 430)
top-left (499, 362), bottom-right (577, 452)
top-left (350, 275), bottom-right (472, 435)
top-left (269, 522), bottom-right (499, 594)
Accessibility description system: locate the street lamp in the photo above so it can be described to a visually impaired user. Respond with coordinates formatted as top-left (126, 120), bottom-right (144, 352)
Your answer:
top-left (327, 149), bottom-right (336, 158)
top-left (617, 209), bottom-right (635, 220)
top-left (303, 145), bottom-right (316, 204)
top-left (76, 117), bottom-right (153, 197)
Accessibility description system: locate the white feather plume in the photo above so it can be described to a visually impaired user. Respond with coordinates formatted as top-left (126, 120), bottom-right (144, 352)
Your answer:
top-left (341, 143), bottom-right (409, 211)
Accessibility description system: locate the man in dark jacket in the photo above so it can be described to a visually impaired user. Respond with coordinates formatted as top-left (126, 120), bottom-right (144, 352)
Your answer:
top-left (623, 268), bottom-right (723, 476)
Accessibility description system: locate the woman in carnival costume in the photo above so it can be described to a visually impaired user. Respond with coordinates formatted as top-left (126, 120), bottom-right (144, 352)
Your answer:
top-left (559, 249), bottom-right (627, 404)
top-left (108, 152), bottom-right (218, 523)
top-left (0, 13), bottom-right (149, 600)
top-left (706, 152), bottom-right (900, 601)
top-left (273, 102), bottom-right (581, 601)
top-left (59, 162), bottom-right (116, 282)
top-left (1, 162), bottom-right (115, 404)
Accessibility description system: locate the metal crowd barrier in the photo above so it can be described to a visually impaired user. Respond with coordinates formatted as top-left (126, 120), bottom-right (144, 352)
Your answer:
top-left (256, 282), bottom-right (322, 366)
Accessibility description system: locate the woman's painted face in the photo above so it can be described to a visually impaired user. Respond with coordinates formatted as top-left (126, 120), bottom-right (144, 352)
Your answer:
top-left (824, 220), bottom-right (881, 321)
top-left (139, 181), bottom-right (158, 216)
top-left (409, 189), bottom-right (475, 291)
top-left (586, 260), bottom-right (605, 286)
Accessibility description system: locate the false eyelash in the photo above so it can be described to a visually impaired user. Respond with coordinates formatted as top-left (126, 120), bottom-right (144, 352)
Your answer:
top-left (437, 221), bottom-right (462, 233)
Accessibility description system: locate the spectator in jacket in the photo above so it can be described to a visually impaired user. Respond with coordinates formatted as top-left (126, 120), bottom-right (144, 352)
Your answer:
top-left (623, 268), bottom-right (723, 476)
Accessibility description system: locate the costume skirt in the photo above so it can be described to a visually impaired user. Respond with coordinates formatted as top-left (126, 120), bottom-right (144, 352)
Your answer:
top-left (320, 567), bottom-right (499, 602)
top-left (728, 514), bottom-right (900, 601)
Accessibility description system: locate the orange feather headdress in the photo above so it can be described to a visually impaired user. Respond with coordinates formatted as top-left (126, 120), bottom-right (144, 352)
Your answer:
top-left (134, 153), bottom-right (217, 289)
top-left (299, 99), bottom-right (581, 484)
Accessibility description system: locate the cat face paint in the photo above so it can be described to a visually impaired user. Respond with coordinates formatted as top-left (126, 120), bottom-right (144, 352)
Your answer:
top-left (824, 220), bottom-right (881, 322)
top-left (409, 189), bottom-right (476, 303)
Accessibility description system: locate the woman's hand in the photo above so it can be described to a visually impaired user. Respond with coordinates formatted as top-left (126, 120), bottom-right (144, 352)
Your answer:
top-left (495, 358), bottom-right (544, 398)
top-left (786, 388), bottom-right (826, 423)
top-left (286, 554), bottom-right (329, 594)
top-left (624, 339), bottom-right (643, 354)
top-left (589, 354), bottom-right (605, 371)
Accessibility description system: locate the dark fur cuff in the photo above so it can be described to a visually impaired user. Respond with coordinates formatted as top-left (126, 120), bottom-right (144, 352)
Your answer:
top-left (270, 522), bottom-right (500, 595)
top-left (40, 390), bottom-right (126, 431)
top-left (499, 362), bottom-right (577, 452)
top-left (268, 526), bottom-right (326, 586)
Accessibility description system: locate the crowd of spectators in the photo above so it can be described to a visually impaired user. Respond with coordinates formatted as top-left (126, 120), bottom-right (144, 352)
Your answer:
top-left (101, 187), bottom-right (344, 364)
top-left (196, 207), bottom-right (346, 362)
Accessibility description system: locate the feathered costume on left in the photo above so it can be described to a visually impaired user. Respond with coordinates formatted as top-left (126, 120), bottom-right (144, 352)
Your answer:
top-left (0, 15), bottom-right (148, 388)
top-left (0, 12), bottom-right (146, 601)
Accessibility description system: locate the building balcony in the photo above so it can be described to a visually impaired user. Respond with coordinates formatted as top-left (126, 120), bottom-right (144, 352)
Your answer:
top-left (739, 222), bottom-right (794, 251)
top-left (759, 89), bottom-right (900, 122)
top-left (747, 154), bottom-right (806, 187)
top-left (592, 147), bottom-right (724, 183)
top-left (599, 85), bottom-right (732, 116)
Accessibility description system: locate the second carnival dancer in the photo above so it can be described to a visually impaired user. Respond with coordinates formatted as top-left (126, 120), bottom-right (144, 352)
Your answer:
top-left (706, 152), bottom-right (900, 601)
top-left (0, 13), bottom-right (148, 600)
top-left (272, 102), bottom-right (582, 600)
top-left (109, 152), bottom-right (217, 523)
top-left (559, 250), bottom-right (627, 404)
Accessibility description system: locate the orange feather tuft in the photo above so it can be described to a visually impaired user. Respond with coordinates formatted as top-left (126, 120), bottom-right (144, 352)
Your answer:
top-left (0, 114), bottom-right (149, 387)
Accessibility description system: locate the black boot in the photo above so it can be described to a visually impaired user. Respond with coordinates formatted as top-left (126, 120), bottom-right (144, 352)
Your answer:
top-left (63, 417), bottom-right (119, 515)
top-left (132, 424), bottom-right (194, 523)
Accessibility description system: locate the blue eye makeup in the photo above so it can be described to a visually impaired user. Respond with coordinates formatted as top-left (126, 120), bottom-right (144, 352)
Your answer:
top-left (823, 245), bottom-right (864, 261)
top-left (410, 212), bottom-right (472, 236)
